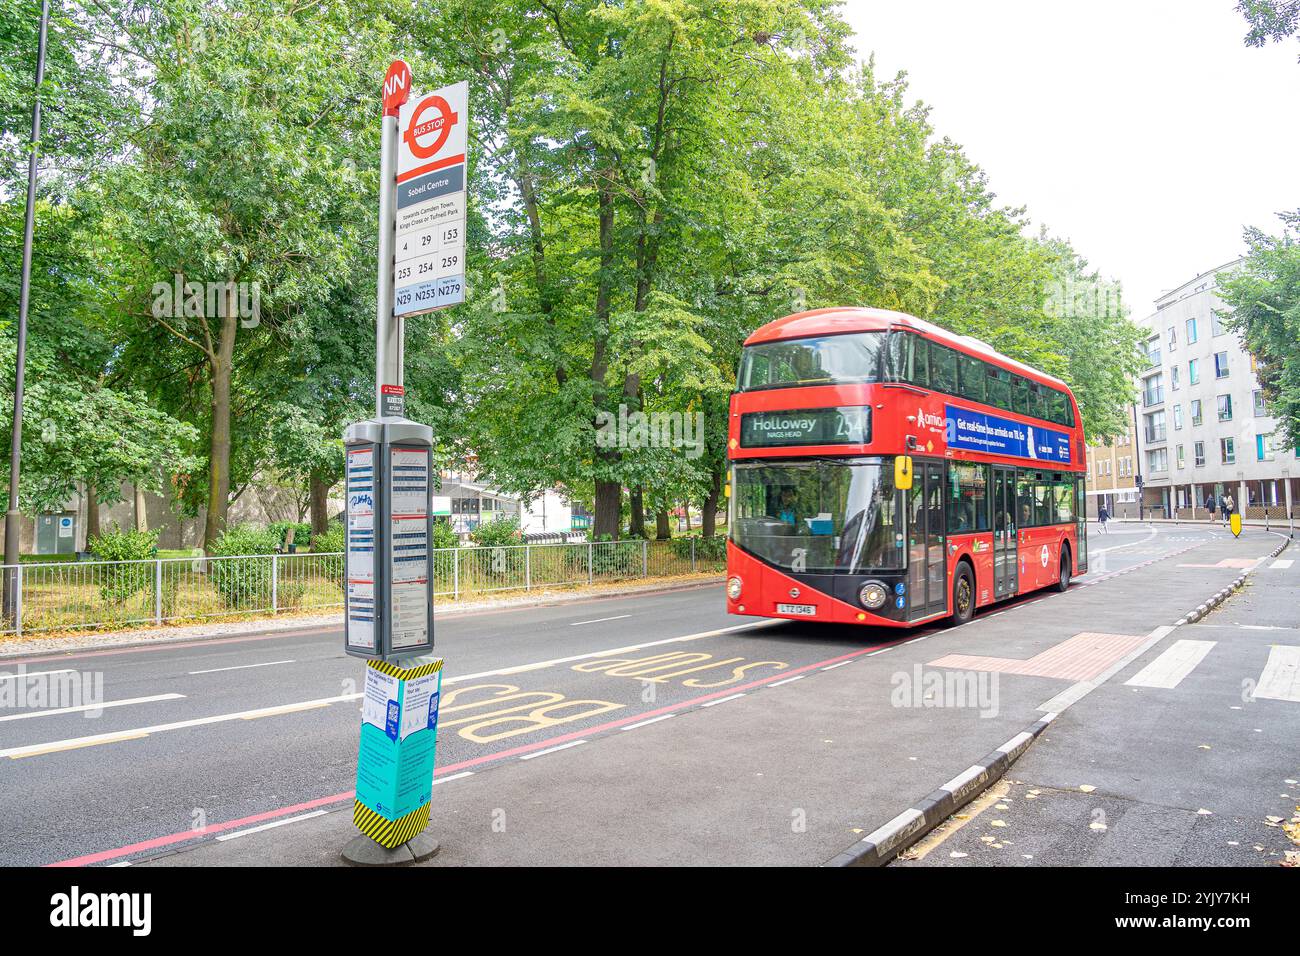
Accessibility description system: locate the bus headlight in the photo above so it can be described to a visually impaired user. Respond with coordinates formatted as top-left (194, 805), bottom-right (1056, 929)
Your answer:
top-left (727, 576), bottom-right (743, 600)
top-left (859, 581), bottom-right (887, 609)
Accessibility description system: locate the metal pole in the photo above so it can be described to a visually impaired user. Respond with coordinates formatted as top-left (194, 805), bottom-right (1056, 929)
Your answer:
top-left (4, 0), bottom-right (51, 625)
top-left (525, 544), bottom-right (531, 591)
top-left (642, 538), bottom-right (647, 578)
top-left (453, 547), bottom-right (459, 599)
top-left (272, 552), bottom-right (279, 613)
top-left (155, 559), bottom-right (162, 624)
top-left (374, 109), bottom-right (401, 417)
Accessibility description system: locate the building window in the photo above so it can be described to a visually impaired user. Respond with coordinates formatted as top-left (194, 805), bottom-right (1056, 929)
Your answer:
top-left (1168, 327), bottom-right (1177, 351)
top-left (1220, 437), bottom-right (1235, 464)
top-left (1170, 365), bottom-right (1180, 391)
top-left (1254, 390), bottom-right (1267, 416)
top-left (1147, 448), bottom-right (1168, 473)
top-left (1188, 359), bottom-right (1199, 385)
top-left (1212, 312), bottom-right (1227, 336)
top-left (1173, 404), bottom-right (1183, 430)
top-left (1257, 433), bottom-right (1276, 462)
top-left (1185, 317), bottom-right (1198, 344)
top-left (1176, 444), bottom-right (1185, 469)
top-left (1194, 441), bottom-right (1206, 467)
top-left (1217, 394), bottom-right (1233, 422)
top-left (1214, 351), bottom-right (1230, 378)
top-left (1191, 399), bottom-right (1203, 426)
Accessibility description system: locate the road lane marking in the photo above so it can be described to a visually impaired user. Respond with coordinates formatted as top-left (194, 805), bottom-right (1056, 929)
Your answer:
top-left (700, 693), bottom-right (746, 707)
top-left (0, 691), bottom-right (360, 759)
top-left (621, 714), bottom-right (675, 730)
top-left (1091, 525), bottom-right (1157, 555)
top-left (1254, 645), bottom-right (1300, 703)
top-left (1124, 640), bottom-right (1217, 689)
top-left (434, 771), bottom-right (474, 784)
top-left (931, 631), bottom-right (1150, 682)
top-left (0, 668), bottom-right (74, 682)
top-left (1036, 625), bottom-right (1176, 713)
top-left (519, 740), bottom-right (586, 760)
top-left (1270, 559), bottom-right (1294, 569)
top-left (188, 660), bottom-right (295, 675)
top-left (768, 674), bottom-right (806, 687)
top-left (821, 661), bottom-right (853, 670)
top-left (214, 810), bottom-right (327, 841)
top-left (9, 622), bottom-right (778, 761)
top-left (49, 637), bottom-right (894, 867)
top-left (0, 693), bottom-right (184, 723)
top-left (569, 614), bottom-right (631, 626)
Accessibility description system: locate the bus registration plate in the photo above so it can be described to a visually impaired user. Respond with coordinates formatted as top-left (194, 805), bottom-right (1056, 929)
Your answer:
top-left (776, 603), bottom-right (816, 616)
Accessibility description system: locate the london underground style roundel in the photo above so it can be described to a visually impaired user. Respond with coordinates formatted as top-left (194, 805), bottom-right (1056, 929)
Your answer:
top-left (403, 94), bottom-right (459, 160)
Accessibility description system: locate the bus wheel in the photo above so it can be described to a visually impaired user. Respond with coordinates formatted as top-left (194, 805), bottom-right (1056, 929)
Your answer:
top-left (1054, 550), bottom-right (1071, 592)
top-left (950, 563), bottom-right (975, 625)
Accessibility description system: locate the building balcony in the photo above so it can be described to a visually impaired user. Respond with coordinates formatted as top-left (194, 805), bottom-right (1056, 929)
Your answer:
top-left (1145, 426), bottom-right (1167, 444)
top-left (1142, 387), bottom-right (1164, 407)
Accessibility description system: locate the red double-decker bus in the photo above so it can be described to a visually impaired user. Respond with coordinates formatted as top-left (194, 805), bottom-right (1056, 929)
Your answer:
top-left (725, 307), bottom-right (1088, 627)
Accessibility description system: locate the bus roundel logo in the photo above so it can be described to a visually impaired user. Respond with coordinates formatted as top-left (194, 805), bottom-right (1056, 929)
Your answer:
top-left (1040, 544), bottom-right (1050, 567)
top-left (404, 94), bottom-right (459, 159)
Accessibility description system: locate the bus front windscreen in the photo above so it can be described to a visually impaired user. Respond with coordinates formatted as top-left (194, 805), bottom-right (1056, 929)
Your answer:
top-left (731, 459), bottom-right (904, 573)
top-left (737, 332), bottom-right (887, 391)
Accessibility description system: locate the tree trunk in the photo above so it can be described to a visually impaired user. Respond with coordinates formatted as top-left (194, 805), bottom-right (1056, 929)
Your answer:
top-left (702, 469), bottom-right (721, 539)
top-left (202, 303), bottom-right (239, 552)
top-left (85, 484), bottom-right (100, 542)
top-left (133, 483), bottom-right (148, 533)
top-left (655, 510), bottom-right (671, 540)
top-left (593, 480), bottom-right (622, 540)
top-left (309, 472), bottom-right (331, 538)
top-left (683, 502), bottom-right (692, 531)
top-left (629, 486), bottom-right (646, 538)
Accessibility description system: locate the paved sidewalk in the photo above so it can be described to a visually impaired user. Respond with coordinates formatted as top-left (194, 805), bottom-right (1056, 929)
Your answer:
top-left (902, 540), bottom-right (1299, 867)
top-left (135, 531), bottom-right (1280, 867)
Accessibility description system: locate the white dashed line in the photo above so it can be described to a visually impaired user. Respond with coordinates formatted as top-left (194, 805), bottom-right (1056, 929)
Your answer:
top-left (768, 675), bottom-right (806, 687)
top-left (700, 693), bottom-right (746, 708)
top-left (215, 810), bottom-right (327, 841)
top-left (621, 714), bottom-right (675, 731)
top-left (433, 771), bottom-right (474, 784)
top-left (520, 740), bottom-right (587, 760)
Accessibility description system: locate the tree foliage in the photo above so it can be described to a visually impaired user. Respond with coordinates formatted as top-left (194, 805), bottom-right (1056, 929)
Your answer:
top-left (1216, 211), bottom-right (1300, 451)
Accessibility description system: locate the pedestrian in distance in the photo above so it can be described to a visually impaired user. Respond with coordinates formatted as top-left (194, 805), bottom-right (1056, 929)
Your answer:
top-left (1205, 493), bottom-right (1216, 522)
top-left (1097, 504), bottom-right (1110, 533)
top-left (1223, 493), bottom-right (1235, 526)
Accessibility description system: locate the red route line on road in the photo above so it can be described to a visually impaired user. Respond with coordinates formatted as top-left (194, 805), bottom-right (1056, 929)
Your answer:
top-left (45, 636), bottom-right (896, 867)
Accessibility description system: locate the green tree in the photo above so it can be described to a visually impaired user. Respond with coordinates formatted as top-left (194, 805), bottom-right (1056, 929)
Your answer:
top-left (1216, 211), bottom-right (1300, 451)
top-left (1238, 1), bottom-right (1300, 57)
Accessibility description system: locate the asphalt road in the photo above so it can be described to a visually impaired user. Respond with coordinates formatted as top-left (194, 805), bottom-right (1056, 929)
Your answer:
top-left (1, 521), bottom-right (1292, 867)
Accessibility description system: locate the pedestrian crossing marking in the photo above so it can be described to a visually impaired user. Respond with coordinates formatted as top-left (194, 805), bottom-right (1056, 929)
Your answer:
top-left (1124, 640), bottom-right (1217, 689)
top-left (1268, 559), bottom-right (1294, 570)
top-left (1254, 645), bottom-right (1300, 703)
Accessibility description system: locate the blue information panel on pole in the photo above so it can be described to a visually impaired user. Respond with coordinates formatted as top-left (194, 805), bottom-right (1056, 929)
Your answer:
top-left (353, 656), bottom-right (443, 848)
top-left (944, 404), bottom-right (1072, 463)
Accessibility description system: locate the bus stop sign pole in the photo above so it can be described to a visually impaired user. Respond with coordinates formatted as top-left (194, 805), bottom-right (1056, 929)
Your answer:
top-left (340, 60), bottom-right (447, 866)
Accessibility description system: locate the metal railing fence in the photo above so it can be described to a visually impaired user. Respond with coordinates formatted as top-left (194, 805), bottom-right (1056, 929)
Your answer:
top-left (0, 539), bottom-right (726, 637)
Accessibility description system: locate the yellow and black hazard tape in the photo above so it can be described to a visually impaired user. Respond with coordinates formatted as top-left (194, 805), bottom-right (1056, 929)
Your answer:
top-left (367, 657), bottom-right (443, 681)
top-left (353, 799), bottom-right (432, 849)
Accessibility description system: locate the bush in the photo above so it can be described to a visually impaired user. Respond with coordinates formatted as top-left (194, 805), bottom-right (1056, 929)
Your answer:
top-left (469, 517), bottom-right (521, 548)
top-left (208, 524), bottom-right (280, 609)
top-left (669, 534), bottom-right (726, 563)
top-left (313, 522), bottom-right (346, 554)
top-left (431, 518), bottom-right (458, 550)
top-left (590, 533), bottom-right (643, 576)
top-left (88, 525), bottom-right (158, 605)
top-left (268, 521), bottom-right (311, 549)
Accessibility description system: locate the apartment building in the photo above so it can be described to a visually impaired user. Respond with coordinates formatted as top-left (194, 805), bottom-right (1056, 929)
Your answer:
top-left (1133, 259), bottom-right (1298, 519)
top-left (1084, 421), bottom-right (1139, 518)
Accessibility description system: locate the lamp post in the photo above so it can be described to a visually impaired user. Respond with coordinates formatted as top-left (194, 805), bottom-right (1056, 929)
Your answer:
top-left (4, 0), bottom-right (52, 624)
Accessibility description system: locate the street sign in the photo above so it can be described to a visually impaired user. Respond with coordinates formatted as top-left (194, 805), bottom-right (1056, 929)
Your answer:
top-left (1230, 512), bottom-right (1242, 537)
top-left (382, 60), bottom-right (412, 116)
top-left (393, 80), bottom-right (468, 316)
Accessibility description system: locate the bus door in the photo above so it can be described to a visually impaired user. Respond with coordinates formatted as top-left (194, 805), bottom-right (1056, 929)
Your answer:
top-left (992, 466), bottom-right (1018, 598)
top-left (906, 460), bottom-right (947, 619)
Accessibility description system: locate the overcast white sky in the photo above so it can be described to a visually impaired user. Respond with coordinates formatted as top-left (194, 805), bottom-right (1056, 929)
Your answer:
top-left (840, 0), bottom-right (1300, 317)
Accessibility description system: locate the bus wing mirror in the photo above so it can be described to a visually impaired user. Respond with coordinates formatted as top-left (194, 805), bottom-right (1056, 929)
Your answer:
top-left (895, 455), bottom-right (913, 490)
